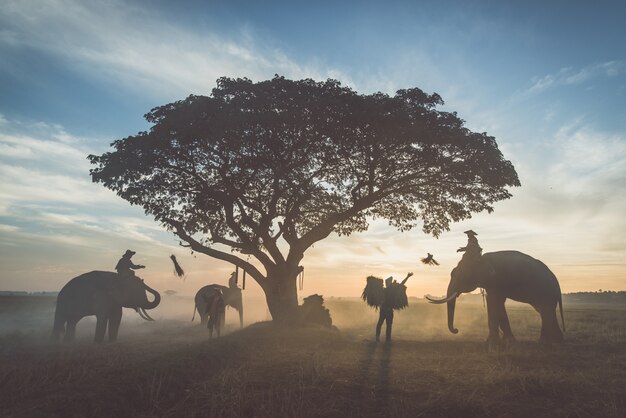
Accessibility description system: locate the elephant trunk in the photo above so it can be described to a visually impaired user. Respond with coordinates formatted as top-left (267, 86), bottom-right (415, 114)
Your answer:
top-left (239, 306), bottom-right (244, 328)
top-left (447, 285), bottom-right (459, 334)
top-left (143, 284), bottom-right (161, 310)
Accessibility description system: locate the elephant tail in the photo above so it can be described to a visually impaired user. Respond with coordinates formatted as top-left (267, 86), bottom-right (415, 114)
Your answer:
top-left (558, 293), bottom-right (566, 332)
top-left (51, 309), bottom-right (65, 342)
top-left (191, 304), bottom-right (197, 322)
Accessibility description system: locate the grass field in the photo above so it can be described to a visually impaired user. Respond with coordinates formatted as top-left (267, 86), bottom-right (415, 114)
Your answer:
top-left (1, 295), bottom-right (625, 417)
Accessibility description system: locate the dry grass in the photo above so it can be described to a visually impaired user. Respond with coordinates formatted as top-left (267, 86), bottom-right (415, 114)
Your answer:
top-left (0, 297), bottom-right (625, 417)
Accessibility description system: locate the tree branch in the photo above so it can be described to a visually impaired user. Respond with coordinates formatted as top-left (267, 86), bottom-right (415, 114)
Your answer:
top-left (163, 218), bottom-right (268, 286)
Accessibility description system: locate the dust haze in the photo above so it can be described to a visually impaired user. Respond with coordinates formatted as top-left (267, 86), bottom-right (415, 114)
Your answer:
top-left (0, 292), bottom-right (536, 344)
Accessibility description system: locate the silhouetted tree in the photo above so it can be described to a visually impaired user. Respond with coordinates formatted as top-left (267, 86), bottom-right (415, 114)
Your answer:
top-left (89, 76), bottom-right (520, 322)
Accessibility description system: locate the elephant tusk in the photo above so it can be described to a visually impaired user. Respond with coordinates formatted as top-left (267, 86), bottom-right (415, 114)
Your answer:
top-left (140, 307), bottom-right (155, 321)
top-left (426, 292), bottom-right (460, 304)
top-left (136, 308), bottom-right (149, 320)
top-left (136, 308), bottom-right (153, 321)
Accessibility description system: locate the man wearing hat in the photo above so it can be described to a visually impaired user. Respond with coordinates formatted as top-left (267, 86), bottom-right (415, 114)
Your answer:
top-left (115, 250), bottom-right (145, 278)
top-left (457, 230), bottom-right (482, 260)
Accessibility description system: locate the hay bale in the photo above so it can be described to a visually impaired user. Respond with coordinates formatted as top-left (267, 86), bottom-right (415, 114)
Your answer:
top-left (387, 282), bottom-right (409, 310)
top-left (361, 276), bottom-right (385, 308)
top-left (299, 294), bottom-right (332, 327)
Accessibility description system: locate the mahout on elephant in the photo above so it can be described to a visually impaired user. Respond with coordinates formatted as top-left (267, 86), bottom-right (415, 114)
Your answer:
top-left (427, 250), bottom-right (565, 345)
top-left (51, 271), bottom-right (161, 343)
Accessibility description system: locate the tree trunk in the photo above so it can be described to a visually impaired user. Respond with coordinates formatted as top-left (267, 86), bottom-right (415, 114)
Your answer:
top-left (264, 272), bottom-right (299, 325)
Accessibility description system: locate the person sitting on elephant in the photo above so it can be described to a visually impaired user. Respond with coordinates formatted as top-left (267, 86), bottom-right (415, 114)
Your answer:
top-left (376, 272), bottom-right (413, 343)
top-left (115, 250), bottom-right (145, 279)
top-left (228, 271), bottom-right (238, 288)
top-left (457, 230), bottom-right (482, 260)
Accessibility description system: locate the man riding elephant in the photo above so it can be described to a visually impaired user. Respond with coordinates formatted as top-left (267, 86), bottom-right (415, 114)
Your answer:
top-left (115, 250), bottom-right (145, 279)
top-left (457, 230), bottom-right (482, 261)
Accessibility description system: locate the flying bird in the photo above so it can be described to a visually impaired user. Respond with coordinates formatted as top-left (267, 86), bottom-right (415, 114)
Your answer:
top-left (421, 253), bottom-right (439, 266)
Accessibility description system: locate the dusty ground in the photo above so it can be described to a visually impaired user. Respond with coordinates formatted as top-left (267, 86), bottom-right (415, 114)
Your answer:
top-left (0, 295), bottom-right (625, 417)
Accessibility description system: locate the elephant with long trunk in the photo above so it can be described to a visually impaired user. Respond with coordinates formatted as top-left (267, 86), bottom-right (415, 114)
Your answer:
top-left (427, 251), bottom-right (565, 344)
top-left (51, 271), bottom-right (161, 343)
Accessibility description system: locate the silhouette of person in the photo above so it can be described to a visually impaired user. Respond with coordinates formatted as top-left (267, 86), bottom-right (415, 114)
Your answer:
top-left (115, 250), bottom-right (145, 278)
top-left (228, 271), bottom-right (238, 288)
top-left (376, 272), bottom-right (412, 343)
top-left (457, 230), bottom-right (482, 260)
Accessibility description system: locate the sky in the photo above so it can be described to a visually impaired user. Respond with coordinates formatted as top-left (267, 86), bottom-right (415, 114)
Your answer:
top-left (0, 0), bottom-right (625, 299)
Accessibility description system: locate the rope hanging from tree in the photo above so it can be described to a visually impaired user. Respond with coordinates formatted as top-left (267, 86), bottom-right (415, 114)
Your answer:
top-left (298, 267), bottom-right (305, 291)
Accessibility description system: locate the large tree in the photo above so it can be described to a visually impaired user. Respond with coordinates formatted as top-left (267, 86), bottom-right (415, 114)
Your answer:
top-left (89, 76), bottom-right (520, 322)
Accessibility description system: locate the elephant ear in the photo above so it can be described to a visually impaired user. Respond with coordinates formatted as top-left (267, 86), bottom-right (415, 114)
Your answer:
top-left (475, 258), bottom-right (496, 283)
top-left (108, 283), bottom-right (126, 306)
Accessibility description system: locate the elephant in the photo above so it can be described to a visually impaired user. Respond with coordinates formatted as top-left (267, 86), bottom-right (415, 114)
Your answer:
top-left (203, 288), bottom-right (225, 338)
top-left (51, 271), bottom-right (161, 343)
top-left (192, 284), bottom-right (243, 328)
top-left (426, 251), bottom-right (565, 344)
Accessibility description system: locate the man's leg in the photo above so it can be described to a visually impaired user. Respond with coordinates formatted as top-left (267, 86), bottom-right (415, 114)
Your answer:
top-left (375, 311), bottom-right (385, 341)
top-left (385, 310), bottom-right (394, 342)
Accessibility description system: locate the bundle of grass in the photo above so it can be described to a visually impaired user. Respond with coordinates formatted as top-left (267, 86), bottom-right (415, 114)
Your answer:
top-left (299, 294), bottom-right (332, 327)
top-left (386, 282), bottom-right (409, 310)
top-left (170, 255), bottom-right (185, 278)
top-left (361, 276), bottom-right (385, 308)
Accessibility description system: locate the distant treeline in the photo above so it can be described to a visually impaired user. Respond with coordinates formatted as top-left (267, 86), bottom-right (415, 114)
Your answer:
top-left (2, 290), bottom-right (626, 304)
top-left (0, 291), bottom-right (58, 296)
top-left (563, 291), bottom-right (626, 304)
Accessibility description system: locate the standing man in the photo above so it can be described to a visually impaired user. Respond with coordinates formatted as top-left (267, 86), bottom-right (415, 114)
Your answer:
top-left (115, 250), bottom-right (145, 278)
top-left (376, 272), bottom-right (413, 343)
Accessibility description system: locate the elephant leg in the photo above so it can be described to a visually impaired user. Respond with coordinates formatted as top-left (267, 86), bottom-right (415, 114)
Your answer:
top-left (538, 304), bottom-right (563, 343)
top-left (63, 318), bottom-right (78, 343)
top-left (198, 301), bottom-right (209, 325)
top-left (498, 302), bottom-right (516, 343)
top-left (208, 317), bottom-right (214, 339)
top-left (94, 315), bottom-right (108, 343)
top-left (108, 306), bottom-right (123, 342)
top-left (485, 293), bottom-right (504, 346)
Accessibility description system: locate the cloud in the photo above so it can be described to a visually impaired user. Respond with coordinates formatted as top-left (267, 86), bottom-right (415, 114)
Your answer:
top-left (523, 60), bottom-right (626, 96)
top-left (0, 0), bottom-right (348, 100)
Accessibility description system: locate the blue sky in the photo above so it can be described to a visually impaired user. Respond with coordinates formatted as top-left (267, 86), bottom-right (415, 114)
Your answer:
top-left (0, 0), bottom-right (625, 297)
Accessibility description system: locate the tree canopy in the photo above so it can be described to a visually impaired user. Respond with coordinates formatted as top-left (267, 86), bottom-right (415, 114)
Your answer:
top-left (89, 75), bottom-right (520, 319)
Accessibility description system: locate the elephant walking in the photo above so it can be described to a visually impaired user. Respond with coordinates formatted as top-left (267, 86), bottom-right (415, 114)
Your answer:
top-left (51, 271), bottom-right (161, 343)
top-left (203, 289), bottom-right (225, 338)
top-left (192, 284), bottom-right (243, 328)
top-left (427, 251), bottom-right (565, 344)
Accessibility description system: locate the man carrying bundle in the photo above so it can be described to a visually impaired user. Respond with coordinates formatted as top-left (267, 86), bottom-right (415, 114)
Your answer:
top-left (362, 272), bottom-right (413, 343)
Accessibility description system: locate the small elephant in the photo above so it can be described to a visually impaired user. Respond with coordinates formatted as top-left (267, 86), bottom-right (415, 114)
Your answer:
top-left (427, 251), bottom-right (565, 344)
top-left (203, 289), bottom-right (225, 338)
top-left (51, 271), bottom-right (161, 343)
top-left (193, 284), bottom-right (243, 328)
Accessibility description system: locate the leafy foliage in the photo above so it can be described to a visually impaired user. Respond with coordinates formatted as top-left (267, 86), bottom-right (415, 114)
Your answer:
top-left (89, 75), bottom-right (519, 287)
